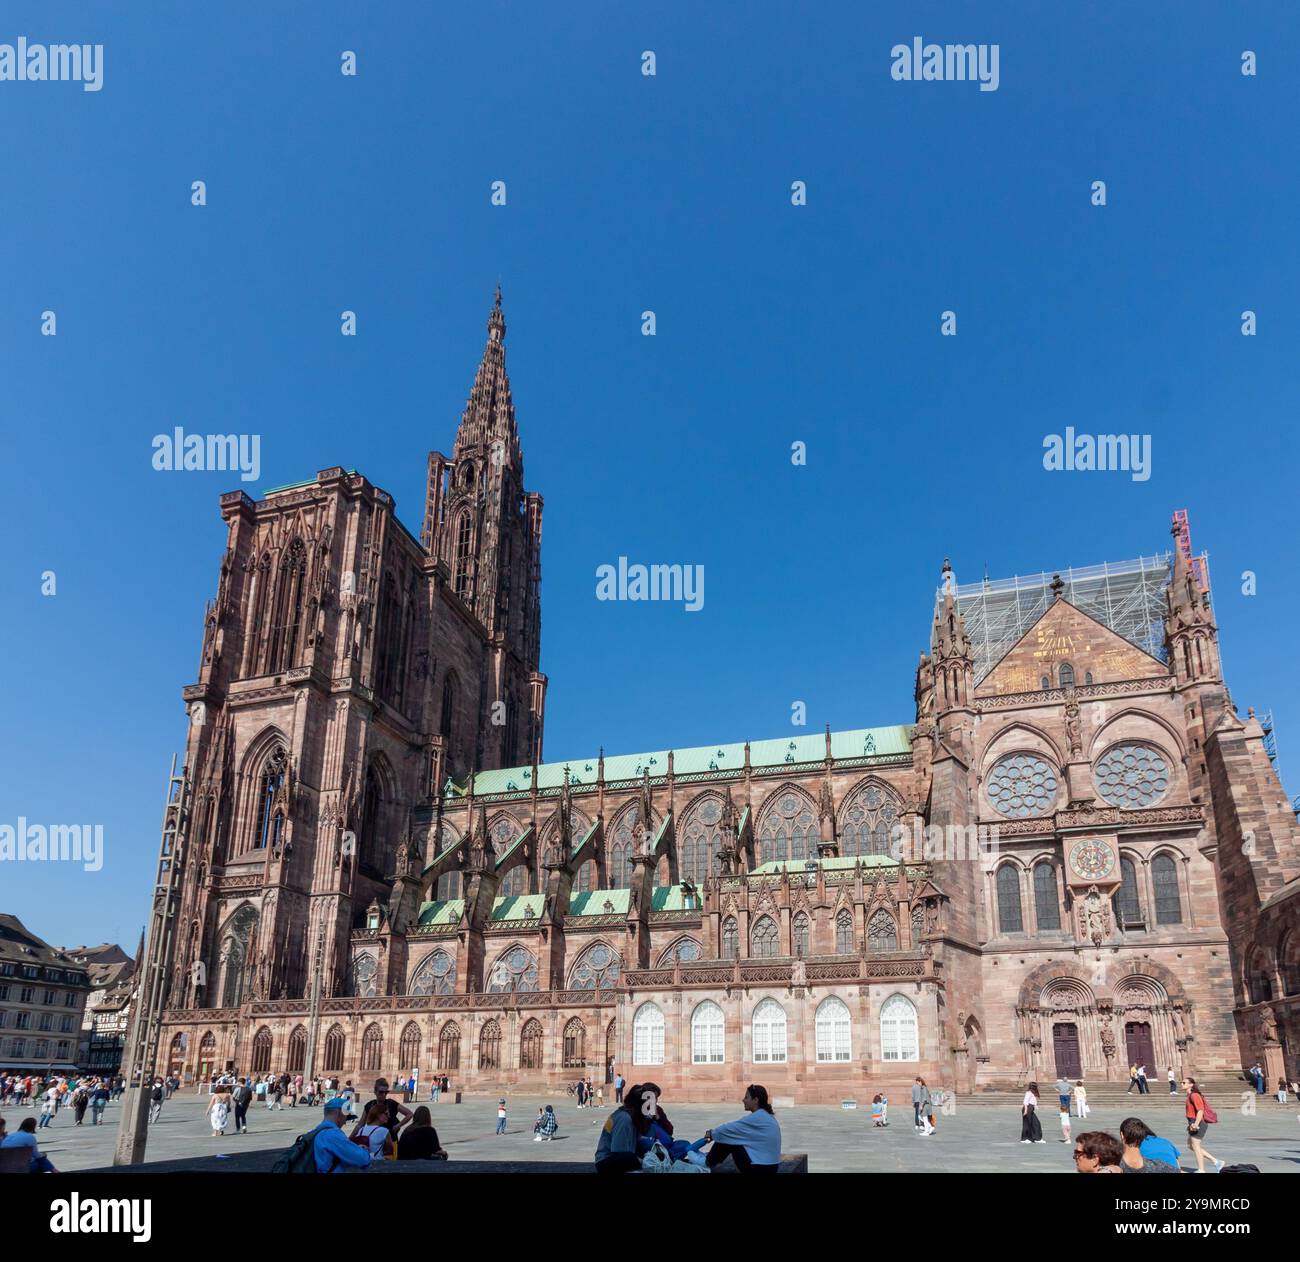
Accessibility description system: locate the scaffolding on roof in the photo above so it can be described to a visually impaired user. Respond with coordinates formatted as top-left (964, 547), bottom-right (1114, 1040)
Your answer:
top-left (940, 554), bottom-right (1179, 684)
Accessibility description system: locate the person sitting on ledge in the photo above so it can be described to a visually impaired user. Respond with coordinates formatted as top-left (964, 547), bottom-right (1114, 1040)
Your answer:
top-left (396, 1106), bottom-right (448, 1161)
top-left (313, 1098), bottom-right (373, 1174)
top-left (704, 1085), bottom-right (782, 1174)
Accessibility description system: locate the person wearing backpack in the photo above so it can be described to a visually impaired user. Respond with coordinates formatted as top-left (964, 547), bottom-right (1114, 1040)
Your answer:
top-left (274, 1097), bottom-right (373, 1174)
top-left (233, 1077), bottom-right (253, 1134)
top-left (1181, 1076), bottom-right (1225, 1173)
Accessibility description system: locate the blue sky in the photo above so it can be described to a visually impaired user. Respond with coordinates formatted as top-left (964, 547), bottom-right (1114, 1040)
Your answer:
top-left (2, 1), bottom-right (1298, 950)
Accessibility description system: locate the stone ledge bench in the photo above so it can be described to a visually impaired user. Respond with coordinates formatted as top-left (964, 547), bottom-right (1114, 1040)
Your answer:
top-left (87, 1152), bottom-right (808, 1175)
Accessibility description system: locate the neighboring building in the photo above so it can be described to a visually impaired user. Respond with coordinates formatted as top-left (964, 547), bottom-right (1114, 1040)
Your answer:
top-left (71, 940), bottom-right (138, 1074)
top-left (0, 915), bottom-right (91, 1073)
top-left (154, 293), bottom-right (1299, 1100)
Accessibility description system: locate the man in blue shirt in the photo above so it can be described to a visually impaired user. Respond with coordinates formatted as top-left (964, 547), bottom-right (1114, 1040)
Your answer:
top-left (314, 1098), bottom-right (373, 1173)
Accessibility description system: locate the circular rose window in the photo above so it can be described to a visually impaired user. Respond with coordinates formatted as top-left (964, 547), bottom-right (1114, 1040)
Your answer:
top-left (987, 753), bottom-right (1058, 818)
top-left (1094, 743), bottom-right (1169, 809)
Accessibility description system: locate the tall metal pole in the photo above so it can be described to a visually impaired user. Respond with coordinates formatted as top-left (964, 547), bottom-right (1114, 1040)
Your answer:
top-left (113, 755), bottom-right (191, 1166)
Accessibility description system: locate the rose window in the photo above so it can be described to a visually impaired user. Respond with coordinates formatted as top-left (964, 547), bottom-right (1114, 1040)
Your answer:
top-left (1094, 744), bottom-right (1169, 809)
top-left (987, 754), bottom-right (1058, 818)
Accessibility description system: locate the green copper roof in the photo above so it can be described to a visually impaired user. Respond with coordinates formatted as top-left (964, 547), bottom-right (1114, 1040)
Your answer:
top-left (569, 889), bottom-right (630, 916)
top-left (750, 855), bottom-right (900, 875)
top-left (449, 725), bottom-right (913, 798)
top-left (491, 894), bottom-right (544, 922)
top-left (417, 899), bottom-right (464, 926)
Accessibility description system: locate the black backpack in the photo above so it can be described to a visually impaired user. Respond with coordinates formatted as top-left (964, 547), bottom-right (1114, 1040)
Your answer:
top-left (272, 1122), bottom-right (331, 1174)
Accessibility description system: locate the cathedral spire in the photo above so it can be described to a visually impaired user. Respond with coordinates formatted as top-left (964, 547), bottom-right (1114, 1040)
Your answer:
top-left (454, 286), bottom-right (520, 469)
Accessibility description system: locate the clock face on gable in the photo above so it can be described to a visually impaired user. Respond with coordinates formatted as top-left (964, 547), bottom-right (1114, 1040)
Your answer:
top-left (1068, 839), bottom-right (1115, 883)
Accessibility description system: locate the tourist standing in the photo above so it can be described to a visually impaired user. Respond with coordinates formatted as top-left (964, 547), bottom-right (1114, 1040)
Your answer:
top-left (704, 1085), bottom-right (782, 1174)
top-left (911, 1077), bottom-right (925, 1129)
top-left (233, 1077), bottom-right (253, 1134)
top-left (91, 1080), bottom-right (109, 1125)
top-left (1074, 1080), bottom-right (1089, 1119)
top-left (72, 1082), bottom-right (89, 1125)
top-left (1058, 1104), bottom-right (1072, 1144)
top-left (1136, 1064), bottom-right (1149, 1095)
top-left (917, 1081), bottom-right (935, 1136)
top-left (1020, 1082), bottom-right (1044, 1143)
top-left (430, 1076), bottom-right (441, 1104)
top-left (495, 1098), bottom-right (508, 1134)
top-left (575, 1078), bottom-right (586, 1108)
top-left (208, 1087), bottom-right (230, 1137)
top-left (1181, 1077), bottom-right (1224, 1174)
top-left (1277, 1077), bottom-right (1288, 1105)
top-left (614, 1072), bottom-right (625, 1104)
top-left (1167, 1067), bottom-right (1177, 1095)
top-left (1055, 1075), bottom-right (1072, 1113)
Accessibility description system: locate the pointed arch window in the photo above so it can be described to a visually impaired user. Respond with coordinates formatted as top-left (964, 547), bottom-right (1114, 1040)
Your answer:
top-left (680, 795), bottom-right (725, 884)
top-left (758, 792), bottom-right (817, 864)
top-left (610, 809), bottom-right (648, 888)
top-left (722, 917), bottom-right (739, 960)
top-left (835, 908), bottom-right (855, 954)
top-left (251, 1026), bottom-right (273, 1074)
top-left (867, 909), bottom-right (898, 952)
top-left (437, 1022), bottom-right (461, 1071)
top-left (751, 998), bottom-right (787, 1063)
top-left (440, 674), bottom-right (457, 740)
top-left (656, 938), bottom-right (701, 967)
top-left (751, 915), bottom-right (779, 958)
top-left (1152, 853), bottom-right (1182, 925)
top-left (410, 949), bottom-right (456, 996)
top-left (359, 766), bottom-right (384, 879)
top-left (267, 538), bottom-right (307, 673)
top-left (839, 781), bottom-right (901, 858)
top-left (996, 864), bottom-right (1024, 934)
top-left (1113, 857), bottom-right (1145, 930)
top-left (520, 1018), bottom-right (544, 1070)
top-left (632, 1003), bottom-right (664, 1065)
top-left (478, 1020), bottom-right (502, 1070)
top-left (1058, 662), bottom-right (1075, 688)
top-left (486, 946), bottom-right (539, 993)
top-left (911, 904), bottom-right (924, 945)
top-left (792, 912), bottom-right (810, 958)
top-left (399, 1021), bottom-right (421, 1073)
top-left (323, 1025), bottom-right (345, 1072)
top-left (219, 905), bottom-right (258, 1007)
top-left (360, 1023), bottom-right (384, 1072)
top-left (815, 997), bottom-right (852, 1062)
top-left (563, 1018), bottom-right (587, 1069)
top-left (691, 1000), bottom-right (725, 1064)
top-left (254, 746), bottom-right (288, 851)
top-left (1033, 862), bottom-right (1061, 931)
top-left (453, 510), bottom-right (473, 597)
top-left (374, 572), bottom-right (403, 703)
top-left (569, 942), bottom-right (620, 990)
top-left (286, 1026), bottom-right (307, 1073)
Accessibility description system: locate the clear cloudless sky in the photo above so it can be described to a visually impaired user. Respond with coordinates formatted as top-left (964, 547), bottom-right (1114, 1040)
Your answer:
top-left (2, 1), bottom-right (1298, 951)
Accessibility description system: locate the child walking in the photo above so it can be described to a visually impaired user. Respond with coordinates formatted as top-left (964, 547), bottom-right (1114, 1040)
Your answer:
top-left (1059, 1104), bottom-right (1072, 1144)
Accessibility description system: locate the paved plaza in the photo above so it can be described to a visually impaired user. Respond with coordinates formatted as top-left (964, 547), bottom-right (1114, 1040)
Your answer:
top-left (13, 1090), bottom-right (1300, 1173)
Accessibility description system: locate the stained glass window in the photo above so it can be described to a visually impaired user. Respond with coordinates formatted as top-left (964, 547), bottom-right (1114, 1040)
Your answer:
top-left (350, 952), bottom-right (378, 998)
top-left (361, 1022), bottom-right (383, 1071)
top-left (479, 1020), bottom-right (501, 1070)
top-left (839, 781), bottom-right (901, 858)
top-left (792, 913), bottom-right (810, 958)
top-left (679, 795), bottom-right (725, 884)
top-left (751, 915), bottom-right (779, 957)
top-left (987, 754), bottom-right (1058, 819)
top-left (757, 792), bottom-right (817, 864)
top-left (996, 865), bottom-right (1023, 934)
top-left (569, 942), bottom-right (621, 990)
top-left (486, 946), bottom-right (539, 993)
top-left (656, 938), bottom-right (701, 968)
top-left (1033, 863), bottom-right (1061, 931)
top-left (399, 1021), bottom-right (421, 1072)
top-left (722, 918), bottom-right (739, 960)
top-left (835, 909), bottom-right (855, 954)
top-left (410, 949), bottom-right (456, 995)
top-left (1095, 744), bottom-right (1170, 810)
top-left (1113, 857), bottom-right (1144, 929)
top-left (867, 910), bottom-right (898, 952)
top-left (520, 1019), bottom-right (544, 1070)
top-left (562, 1018), bottom-right (586, 1068)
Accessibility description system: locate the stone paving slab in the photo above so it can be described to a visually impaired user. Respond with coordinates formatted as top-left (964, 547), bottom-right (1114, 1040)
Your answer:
top-left (15, 1092), bottom-right (1300, 1174)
